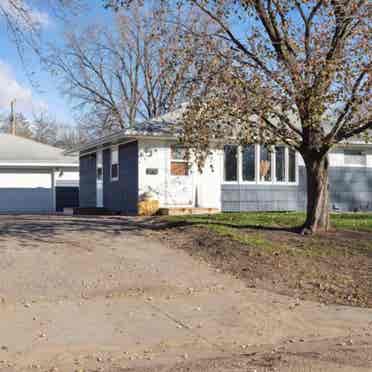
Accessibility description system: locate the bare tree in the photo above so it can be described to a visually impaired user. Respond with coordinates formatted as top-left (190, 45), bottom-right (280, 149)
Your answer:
top-left (32, 112), bottom-right (59, 144)
top-left (0, 0), bottom-right (84, 56)
top-left (48, 1), bottom-right (213, 134)
top-left (0, 111), bottom-right (33, 138)
top-left (111, 0), bottom-right (371, 234)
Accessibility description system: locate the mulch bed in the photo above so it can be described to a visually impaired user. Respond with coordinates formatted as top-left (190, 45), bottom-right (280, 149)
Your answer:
top-left (155, 225), bottom-right (372, 308)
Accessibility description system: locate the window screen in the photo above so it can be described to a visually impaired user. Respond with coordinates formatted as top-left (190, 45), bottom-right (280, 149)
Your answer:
top-left (171, 145), bottom-right (189, 176)
top-left (111, 147), bottom-right (119, 181)
top-left (260, 146), bottom-right (272, 181)
top-left (275, 147), bottom-right (285, 182)
top-left (288, 149), bottom-right (296, 182)
top-left (242, 145), bottom-right (255, 181)
top-left (224, 145), bottom-right (238, 181)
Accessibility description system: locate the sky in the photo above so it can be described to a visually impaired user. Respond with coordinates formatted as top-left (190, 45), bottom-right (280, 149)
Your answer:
top-left (0, 0), bottom-right (114, 125)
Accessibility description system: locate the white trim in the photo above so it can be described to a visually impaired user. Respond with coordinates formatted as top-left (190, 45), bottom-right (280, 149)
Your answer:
top-left (0, 162), bottom-right (78, 168)
top-left (222, 144), bottom-right (299, 186)
top-left (51, 168), bottom-right (56, 212)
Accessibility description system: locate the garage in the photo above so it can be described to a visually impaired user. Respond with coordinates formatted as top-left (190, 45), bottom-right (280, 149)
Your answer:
top-left (0, 134), bottom-right (79, 214)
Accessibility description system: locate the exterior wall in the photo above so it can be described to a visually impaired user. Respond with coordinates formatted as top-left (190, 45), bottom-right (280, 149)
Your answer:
top-left (79, 154), bottom-right (97, 208)
top-left (222, 184), bottom-right (305, 212)
top-left (329, 167), bottom-right (372, 211)
top-left (0, 168), bottom-right (53, 213)
top-left (103, 141), bottom-right (139, 214)
top-left (138, 139), bottom-right (222, 209)
top-left (138, 140), bottom-right (170, 206)
top-left (221, 147), bottom-right (372, 212)
top-left (56, 186), bottom-right (79, 212)
top-left (55, 169), bottom-right (79, 187)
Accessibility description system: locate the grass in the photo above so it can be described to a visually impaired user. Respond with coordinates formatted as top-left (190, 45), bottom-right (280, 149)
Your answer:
top-left (167, 212), bottom-right (372, 256)
top-left (169, 211), bottom-right (372, 231)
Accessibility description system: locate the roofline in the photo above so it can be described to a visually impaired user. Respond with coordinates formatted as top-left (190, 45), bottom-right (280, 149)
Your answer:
top-left (69, 133), bottom-right (178, 155)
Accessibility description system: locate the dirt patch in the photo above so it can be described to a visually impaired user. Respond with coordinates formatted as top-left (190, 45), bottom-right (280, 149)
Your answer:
top-left (155, 225), bottom-right (372, 308)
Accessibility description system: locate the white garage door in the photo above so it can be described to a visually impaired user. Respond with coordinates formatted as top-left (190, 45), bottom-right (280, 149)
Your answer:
top-left (0, 169), bottom-right (53, 213)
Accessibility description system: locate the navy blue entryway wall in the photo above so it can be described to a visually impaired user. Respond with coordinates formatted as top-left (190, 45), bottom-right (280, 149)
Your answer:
top-left (79, 141), bottom-right (139, 214)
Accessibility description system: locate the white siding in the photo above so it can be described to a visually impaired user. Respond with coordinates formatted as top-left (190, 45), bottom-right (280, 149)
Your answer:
top-left (298, 148), bottom-right (372, 168)
top-left (0, 171), bottom-right (52, 188)
top-left (138, 140), bottom-right (169, 206)
top-left (194, 149), bottom-right (222, 209)
top-left (55, 170), bottom-right (79, 187)
top-left (138, 140), bottom-right (222, 209)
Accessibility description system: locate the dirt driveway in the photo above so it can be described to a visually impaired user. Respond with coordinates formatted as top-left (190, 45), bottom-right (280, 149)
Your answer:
top-left (0, 215), bottom-right (371, 371)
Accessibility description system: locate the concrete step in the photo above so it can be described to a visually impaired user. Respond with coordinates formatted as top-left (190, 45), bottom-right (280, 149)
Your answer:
top-left (158, 207), bottom-right (220, 216)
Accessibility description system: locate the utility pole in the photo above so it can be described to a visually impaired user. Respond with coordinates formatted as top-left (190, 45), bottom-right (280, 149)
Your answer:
top-left (10, 99), bottom-right (16, 135)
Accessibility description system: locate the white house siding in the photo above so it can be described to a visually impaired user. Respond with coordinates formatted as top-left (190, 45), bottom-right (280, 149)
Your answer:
top-left (138, 140), bottom-right (222, 209)
top-left (0, 169), bottom-right (53, 213)
top-left (298, 148), bottom-right (372, 168)
top-left (55, 169), bottom-right (80, 187)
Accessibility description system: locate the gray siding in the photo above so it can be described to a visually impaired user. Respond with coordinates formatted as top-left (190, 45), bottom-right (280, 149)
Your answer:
top-left (79, 154), bottom-right (97, 208)
top-left (103, 141), bottom-right (139, 214)
top-left (329, 167), bottom-right (372, 211)
top-left (221, 166), bottom-right (372, 212)
top-left (222, 183), bottom-right (305, 212)
top-left (0, 188), bottom-right (53, 213)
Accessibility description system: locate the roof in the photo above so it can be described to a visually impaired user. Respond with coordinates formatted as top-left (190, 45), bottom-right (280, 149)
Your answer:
top-left (74, 108), bottom-right (184, 154)
top-left (0, 134), bottom-right (78, 167)
top-left (73, 106), bottom-right (372, 154)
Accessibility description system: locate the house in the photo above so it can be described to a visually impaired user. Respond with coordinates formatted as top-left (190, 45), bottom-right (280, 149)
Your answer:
top-left (74, 112), bottom-right (372, 215)
top-left (0, 134), bottom-right (79, 213)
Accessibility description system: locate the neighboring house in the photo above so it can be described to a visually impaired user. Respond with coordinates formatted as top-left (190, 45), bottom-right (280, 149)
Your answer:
top-left (0, 134), bottom-right (79, 213)
top-left (75, 111), bottom-right (372, 215)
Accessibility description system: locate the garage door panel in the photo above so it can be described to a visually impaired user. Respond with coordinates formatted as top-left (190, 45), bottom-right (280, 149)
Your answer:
top-left (0, 170), bottom-right (53, 213)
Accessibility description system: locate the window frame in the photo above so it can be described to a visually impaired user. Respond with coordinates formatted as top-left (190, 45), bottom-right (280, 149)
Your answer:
top-left (170, 145), bottom-right (190, 177)
top-left (222, 144), bottom-right (298, 186)
top-left (110, 146), bottom-right (119, 182)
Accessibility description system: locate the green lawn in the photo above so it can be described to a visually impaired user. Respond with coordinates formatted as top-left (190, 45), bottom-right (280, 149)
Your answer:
top-left (168, 212), bottom-right (372, 256)
top-left (169, 211), bottom-right (372, 232)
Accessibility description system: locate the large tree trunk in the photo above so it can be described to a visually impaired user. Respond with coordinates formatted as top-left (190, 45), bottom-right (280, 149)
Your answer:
top-left (302, 155), bottom-right (330, 234)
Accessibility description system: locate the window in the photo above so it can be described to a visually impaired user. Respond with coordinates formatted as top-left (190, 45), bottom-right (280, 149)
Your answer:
top-left (242, 145), bottom-right (255, 181)
top-left (260, 146), bottom-right (272, 182)
top-left (110, 146), bottom-right (119, 181)
top-left (97, 151), bottom-right (103, 181)
top-left (171, 145), bottom-right (189, 176)
top-left (344, 150), bottom-right (366, 166)
top-left (97, 167), bottom-right (103, 181)
top-left (275, 146), bottom-right (285, 182)
top-left (288, 149), bottom-right (297, 182)
top-left (224, 145), bottom-right (238, 182)
top-left (222, 144), bottom-right (298, 185)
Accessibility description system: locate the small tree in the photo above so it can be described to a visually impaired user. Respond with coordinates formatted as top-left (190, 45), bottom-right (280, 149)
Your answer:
top-left (110, 0), bottom-right (371, 233)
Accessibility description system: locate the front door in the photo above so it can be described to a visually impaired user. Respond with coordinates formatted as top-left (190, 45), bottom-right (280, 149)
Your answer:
top-left (166, 145), bottom-right (194, 206)
top-left (96, 150), bottom-right (103, 208)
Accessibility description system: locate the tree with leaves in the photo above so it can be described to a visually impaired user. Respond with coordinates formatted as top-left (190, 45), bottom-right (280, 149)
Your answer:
top-left (109, 0), bottom-right (371, 234)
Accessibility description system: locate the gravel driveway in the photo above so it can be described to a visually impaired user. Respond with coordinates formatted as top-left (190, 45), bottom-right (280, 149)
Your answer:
top-left (0, 215), bottom-right (371, 371)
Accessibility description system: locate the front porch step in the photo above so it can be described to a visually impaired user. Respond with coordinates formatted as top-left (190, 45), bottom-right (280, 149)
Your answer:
top-left (158, 207), bottom-right (220, 216)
